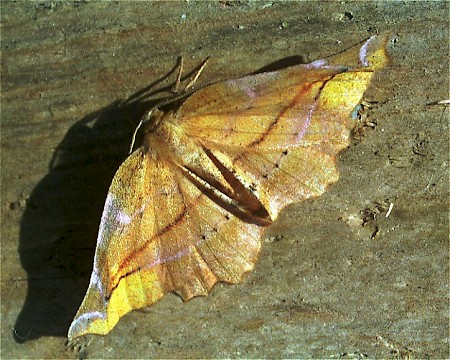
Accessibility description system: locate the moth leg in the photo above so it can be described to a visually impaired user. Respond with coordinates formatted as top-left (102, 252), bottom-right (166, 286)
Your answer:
top-left (426, 99), bottom-right (449, 122)
top-left (129, 107), bottom-right (157, 153)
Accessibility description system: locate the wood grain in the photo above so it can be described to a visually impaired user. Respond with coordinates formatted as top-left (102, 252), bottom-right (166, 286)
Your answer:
top-left (1, 2), bottom-right (448, 358)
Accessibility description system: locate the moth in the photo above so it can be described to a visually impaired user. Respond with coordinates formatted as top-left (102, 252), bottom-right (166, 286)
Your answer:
top-left (68, 34), bottom-right (389, 340)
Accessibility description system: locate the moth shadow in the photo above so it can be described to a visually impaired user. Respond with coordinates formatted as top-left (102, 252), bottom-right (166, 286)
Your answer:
top-left (251, 55), bottom-right (306, 74)
top-left (13, 66), bottom-right (180, 342)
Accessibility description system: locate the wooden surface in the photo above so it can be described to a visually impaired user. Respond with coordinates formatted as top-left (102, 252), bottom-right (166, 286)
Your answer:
top-left (1, 2), bottom-right (448, 359)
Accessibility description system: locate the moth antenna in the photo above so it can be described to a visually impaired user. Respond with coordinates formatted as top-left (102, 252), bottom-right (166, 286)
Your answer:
top-left (130, 57), bottom-right (213, 153)
top-left (173, 56), bottom-right (184, 93)
top-left (184, 56), bottom-right (211, 90)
